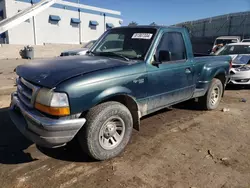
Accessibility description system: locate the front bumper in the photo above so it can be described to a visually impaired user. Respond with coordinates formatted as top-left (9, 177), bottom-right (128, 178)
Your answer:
top-left (229, 68), bottom-right (250, 85)
top-left (9, 92), bottom-right (86, 148)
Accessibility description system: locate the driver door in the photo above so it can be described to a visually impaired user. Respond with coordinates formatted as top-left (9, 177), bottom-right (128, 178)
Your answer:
top-left (146, 30), bottom-right (195, 113)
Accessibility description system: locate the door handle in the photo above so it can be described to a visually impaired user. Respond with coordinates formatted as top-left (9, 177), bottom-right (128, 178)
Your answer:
top-left (185, 68), bottom-right (192, 74)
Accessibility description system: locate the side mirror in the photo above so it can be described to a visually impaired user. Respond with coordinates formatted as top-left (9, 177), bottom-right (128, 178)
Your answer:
top-left (152, 54), bottom-right (161, 66)
top-left (152, 50), bottom-right (171, 67)
top-left (159, 50), bottom-right (171, 62)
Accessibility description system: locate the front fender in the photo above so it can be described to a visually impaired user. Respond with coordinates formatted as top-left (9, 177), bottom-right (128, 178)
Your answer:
top-left (55, 62), bottom-right (147, 115)
top-left (92, 86), bottom-right (134, 106)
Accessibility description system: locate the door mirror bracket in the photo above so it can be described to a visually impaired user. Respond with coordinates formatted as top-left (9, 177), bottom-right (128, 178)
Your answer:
top-left (152, 55), bottom-right (162, 67)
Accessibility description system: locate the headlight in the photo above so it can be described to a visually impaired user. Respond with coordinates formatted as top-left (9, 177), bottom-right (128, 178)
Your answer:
top-left (51, 93), bottom-right (69, 107)
top-left (35, 88), bottom-right (70, 116)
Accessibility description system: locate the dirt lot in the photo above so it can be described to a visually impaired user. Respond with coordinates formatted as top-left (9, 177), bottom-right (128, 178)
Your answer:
top-left (0, 59), bottom-right (250, 188)
top-left (0, 59), bottom-right (30, 95)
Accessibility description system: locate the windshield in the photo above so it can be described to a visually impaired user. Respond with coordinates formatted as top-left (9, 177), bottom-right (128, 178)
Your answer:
top-left (83, 40), bottom-right (96, 48)
top-left (215, 39), bottom-right (238, 46)
top-left (242, 39), bottom-right (250, 42)
top-left (91, 28), bottom-right (157, 60)
top-left (215, 45), bottom-right (250, 55)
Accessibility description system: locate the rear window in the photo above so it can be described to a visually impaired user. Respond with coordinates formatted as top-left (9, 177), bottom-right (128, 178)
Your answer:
top-left (215, 45), bottom-right (250, 55)
top-left (215, 39), bottom-right (238, 45)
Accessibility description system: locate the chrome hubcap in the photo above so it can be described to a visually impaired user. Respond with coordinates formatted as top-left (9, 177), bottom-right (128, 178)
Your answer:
top-left (99, 116), bottom-right (125, 150)
top-left (210, 86), bottom-right (220, 106)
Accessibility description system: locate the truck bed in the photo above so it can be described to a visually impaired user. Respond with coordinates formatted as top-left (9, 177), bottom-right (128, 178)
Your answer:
top-left (194, 53), bottom-right (211, 57)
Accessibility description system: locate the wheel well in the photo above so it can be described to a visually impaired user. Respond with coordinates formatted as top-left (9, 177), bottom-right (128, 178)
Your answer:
top-left (214, 73), bottom-right (226, 96)
top-left (101, 95), bottom-right (140, 131)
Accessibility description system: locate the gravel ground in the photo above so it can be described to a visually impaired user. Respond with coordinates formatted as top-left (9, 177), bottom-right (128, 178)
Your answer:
top-left (0, 59), bottom-right (250, 188)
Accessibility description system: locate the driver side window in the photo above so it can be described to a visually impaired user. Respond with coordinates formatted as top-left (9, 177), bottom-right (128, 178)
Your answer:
top-left (156, 32), bottom-right (187, 62)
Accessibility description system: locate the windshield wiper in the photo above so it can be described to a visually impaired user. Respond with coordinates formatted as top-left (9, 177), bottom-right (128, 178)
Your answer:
top-left (86, 51), bottom-right (96, 56)
top-left (99, 52), bottom-right (130, 61)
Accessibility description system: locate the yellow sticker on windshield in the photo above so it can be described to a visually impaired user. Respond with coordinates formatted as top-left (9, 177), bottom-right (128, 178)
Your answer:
top-left (132, 33), bottom-right (153, 39)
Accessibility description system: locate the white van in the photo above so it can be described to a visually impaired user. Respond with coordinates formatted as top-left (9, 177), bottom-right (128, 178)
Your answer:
top-left (211, 36), bottom-right (241, 53)
top-left (213, 36), bottom-right (241, 47)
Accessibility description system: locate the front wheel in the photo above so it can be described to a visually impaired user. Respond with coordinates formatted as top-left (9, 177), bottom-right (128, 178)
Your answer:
top-left (77, 101), bottom-right (133, 160)
top-left (199, 78), bottom-right (223, 110)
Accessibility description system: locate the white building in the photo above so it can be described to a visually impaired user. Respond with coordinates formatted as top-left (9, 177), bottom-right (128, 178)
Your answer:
top-left (0, 0), bottom-right (122, 45)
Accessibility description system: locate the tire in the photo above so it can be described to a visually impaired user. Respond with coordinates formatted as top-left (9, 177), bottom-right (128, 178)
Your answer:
top-left (77, 101), bottom-right (133, 160)
top-left (199, 78), bottom-right (223, 110)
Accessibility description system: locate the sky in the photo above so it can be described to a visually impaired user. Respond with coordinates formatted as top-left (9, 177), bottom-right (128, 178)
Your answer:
top-left (77, 0), bottom-right (250, 26)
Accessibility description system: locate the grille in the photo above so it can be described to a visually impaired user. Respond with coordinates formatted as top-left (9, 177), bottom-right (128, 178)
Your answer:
top-left (232, 65), bottom-right (242, 68)
top-left (60, 52), bottom-right (69, 56)
top-left (60, 52), bottom-right (78, 56)
top-left (235, 79), bottom-right (250, 83)
top-left (16, 77), bottom-right (40, 108)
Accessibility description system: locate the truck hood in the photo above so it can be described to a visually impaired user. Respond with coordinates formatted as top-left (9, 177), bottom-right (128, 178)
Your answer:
top-left (16, 55), bottom-right (129, 88)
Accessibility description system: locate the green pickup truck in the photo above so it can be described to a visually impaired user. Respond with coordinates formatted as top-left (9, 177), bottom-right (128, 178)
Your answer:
top-left (9, 26), bottom-right (231, 160)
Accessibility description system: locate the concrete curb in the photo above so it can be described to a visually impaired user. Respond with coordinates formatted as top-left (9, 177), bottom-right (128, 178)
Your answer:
top-left (0, 86), bottom-right (16, 96)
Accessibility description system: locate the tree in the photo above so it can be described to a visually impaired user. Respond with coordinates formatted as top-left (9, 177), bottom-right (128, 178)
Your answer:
top-left (128, 21), bottom-right (138, 26)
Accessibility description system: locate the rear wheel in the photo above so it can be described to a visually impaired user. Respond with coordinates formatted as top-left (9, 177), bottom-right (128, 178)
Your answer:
top-left (77, 101), bottom-right (133, 160)
top-left (199, 78), bottom-right (223, 110)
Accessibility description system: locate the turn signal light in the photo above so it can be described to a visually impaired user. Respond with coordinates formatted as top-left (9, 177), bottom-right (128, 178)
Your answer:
top-left (35, 102), bottom-right (70, 116)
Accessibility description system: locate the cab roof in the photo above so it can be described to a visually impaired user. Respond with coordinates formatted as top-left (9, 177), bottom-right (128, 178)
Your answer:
top-left (216, 36), bottom-right (241, 39)
top-left (227, 42), bottom-right (250, 46)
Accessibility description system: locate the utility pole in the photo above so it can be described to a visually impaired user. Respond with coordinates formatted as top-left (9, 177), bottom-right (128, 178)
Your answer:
top-left (227, 16), bottom-right (232, 36)
top-left (103, 13), bottom-right (106, 32)
top-left (31, 0), bottom-right (37, 45)
top-left (77, 0), bottom-right (82, 44)
top-left (242, 16), bottom-right (247, 39)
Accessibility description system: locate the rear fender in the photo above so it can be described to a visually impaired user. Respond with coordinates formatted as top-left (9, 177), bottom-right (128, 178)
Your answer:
top-left (212, 68), bottom-right (227, 82)
top-left (213, 68), bottom-right (227, 97)
top-left (194, 65), bottom-right (227, 97)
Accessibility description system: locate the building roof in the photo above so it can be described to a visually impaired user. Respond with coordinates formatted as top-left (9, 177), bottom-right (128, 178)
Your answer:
top-left (14, 0), bottom-right (122, 19)
top-left (55, 0), bottom-right (121, 16)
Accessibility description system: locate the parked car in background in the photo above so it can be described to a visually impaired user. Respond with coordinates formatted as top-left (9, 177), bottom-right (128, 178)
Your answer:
top-left (9, 26), bottom-right (231, 161)
top-left (60, 40), bottom-right (97, 57)
top-left (96, 39), bottom-right (123, 52)
top-left (211, 36), bottom-right (241, 53)
top-left (215, 42), bottom-right (250, 85)
top-left (241, 39), bottom-right (250, 42)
